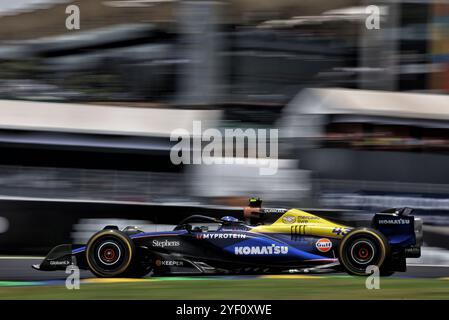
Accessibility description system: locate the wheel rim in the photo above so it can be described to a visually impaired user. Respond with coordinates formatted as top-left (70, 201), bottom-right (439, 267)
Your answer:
top-left (350, 240), bottom-right (375, 265)
top-left (92, 238), bottom-right (126, 270)
top-left (86, 231), bottom-right (133, 277)
top-left (97, 241), bottom-right (122, 266)
top-left (339, 230), bottom-right (387, 276)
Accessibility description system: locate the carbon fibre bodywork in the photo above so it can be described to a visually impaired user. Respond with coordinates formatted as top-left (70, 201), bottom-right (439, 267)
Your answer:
top-left (33, 206), bottom-right (422, 276)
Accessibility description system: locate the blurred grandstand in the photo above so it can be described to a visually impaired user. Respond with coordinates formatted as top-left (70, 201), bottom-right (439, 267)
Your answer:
top-left (0, 0), bottom-right (448, 256)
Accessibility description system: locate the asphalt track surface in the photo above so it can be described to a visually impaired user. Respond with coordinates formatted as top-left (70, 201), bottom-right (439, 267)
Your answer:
top-left (0, 257), bottom-right (448, 282)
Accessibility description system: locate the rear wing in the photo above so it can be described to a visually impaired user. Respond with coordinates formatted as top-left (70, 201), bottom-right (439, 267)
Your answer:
top-left (372, 207), bottom-right (423, 257)
top-left (379, 207), bottom-right (413, 216)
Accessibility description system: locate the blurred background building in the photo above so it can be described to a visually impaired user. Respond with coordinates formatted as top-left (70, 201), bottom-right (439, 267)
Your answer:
top-left (0, 0), bottom-right (448, 256)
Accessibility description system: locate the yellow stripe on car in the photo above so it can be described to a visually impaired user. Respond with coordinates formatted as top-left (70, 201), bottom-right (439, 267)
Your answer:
top-left (250, 209), bottom-right (351, 239)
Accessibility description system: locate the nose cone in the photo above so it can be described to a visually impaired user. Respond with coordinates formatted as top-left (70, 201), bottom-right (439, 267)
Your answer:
top-left (31, 264), bottom-right (41, 270)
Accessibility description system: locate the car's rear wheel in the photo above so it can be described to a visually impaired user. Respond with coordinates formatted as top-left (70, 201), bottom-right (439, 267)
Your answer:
top-left (380, 269), bottom-right (395, 277)
top-left (86, 230), bottom-right (134, 278)
top-left (338, 228), bottom-right (390, 276)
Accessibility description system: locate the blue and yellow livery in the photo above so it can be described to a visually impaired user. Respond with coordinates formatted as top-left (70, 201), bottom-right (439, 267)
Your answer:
top-left (33, 199), bottom-right (422, 277)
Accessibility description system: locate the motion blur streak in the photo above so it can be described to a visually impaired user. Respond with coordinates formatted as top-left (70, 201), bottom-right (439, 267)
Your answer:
top-left (0, 0), bottom-right (448, 286)
top-left (0, 217), bottom-right (9, 233)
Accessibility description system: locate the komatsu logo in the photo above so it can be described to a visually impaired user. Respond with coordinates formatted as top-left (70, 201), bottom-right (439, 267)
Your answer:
top-left (197, 233), bottom-right (247, 239)
top-left (378, 219), bottom-right (410, 225)
top-left (234, 245), bottom-right (288, 255)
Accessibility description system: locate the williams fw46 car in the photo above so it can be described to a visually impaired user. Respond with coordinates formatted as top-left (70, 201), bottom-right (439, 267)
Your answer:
top-left (33, 199), bottom-right (423, 277)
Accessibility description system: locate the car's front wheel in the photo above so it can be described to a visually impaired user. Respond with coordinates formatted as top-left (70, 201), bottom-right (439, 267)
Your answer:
top-left (86, 230), bottom-right (134, 278)
top-left (338, 228), bottom-right (390, 276)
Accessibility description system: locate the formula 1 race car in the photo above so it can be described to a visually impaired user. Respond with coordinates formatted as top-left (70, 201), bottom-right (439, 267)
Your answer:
top-left (33, 198), bottom-right (423, 277)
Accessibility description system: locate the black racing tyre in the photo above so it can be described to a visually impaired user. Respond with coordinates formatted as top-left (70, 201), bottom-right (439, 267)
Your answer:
top-left (380, 269), bottom-right (395, 277)
top-left (126, 250), bottom-right (155, 278)
top-left (338, 228), bottom-right (390, 276)
top-left (86, 229), bottom-right (135, 278)
top-left (127, 264), bottom-right (153, 278)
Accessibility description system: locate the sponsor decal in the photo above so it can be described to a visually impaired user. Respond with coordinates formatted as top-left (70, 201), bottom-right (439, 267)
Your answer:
top-left (297, 216), bottom-right (320, 223)
top-left (156, 260), bottom-right (184, 267)
top-left (234, 244), bottom-right (289, 255)
top-left (315, 238), bottom-right (332, 252)
top-left (332, 227), bottom-right (352, 236)
top-left (282, 215), bottom-right (296, 224)
top-left (263, 208), bottom-right (288, 214)
top-left (378, 219), bottom-right (410, 225)
top-left (297, 216), bottom-right (320, 220)
top-left (152, 239), bottom-right (180, 248)
top-left (50, 260), bottom-right (71, 266)
top-left (196, 233), bottom-right (247, 239)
